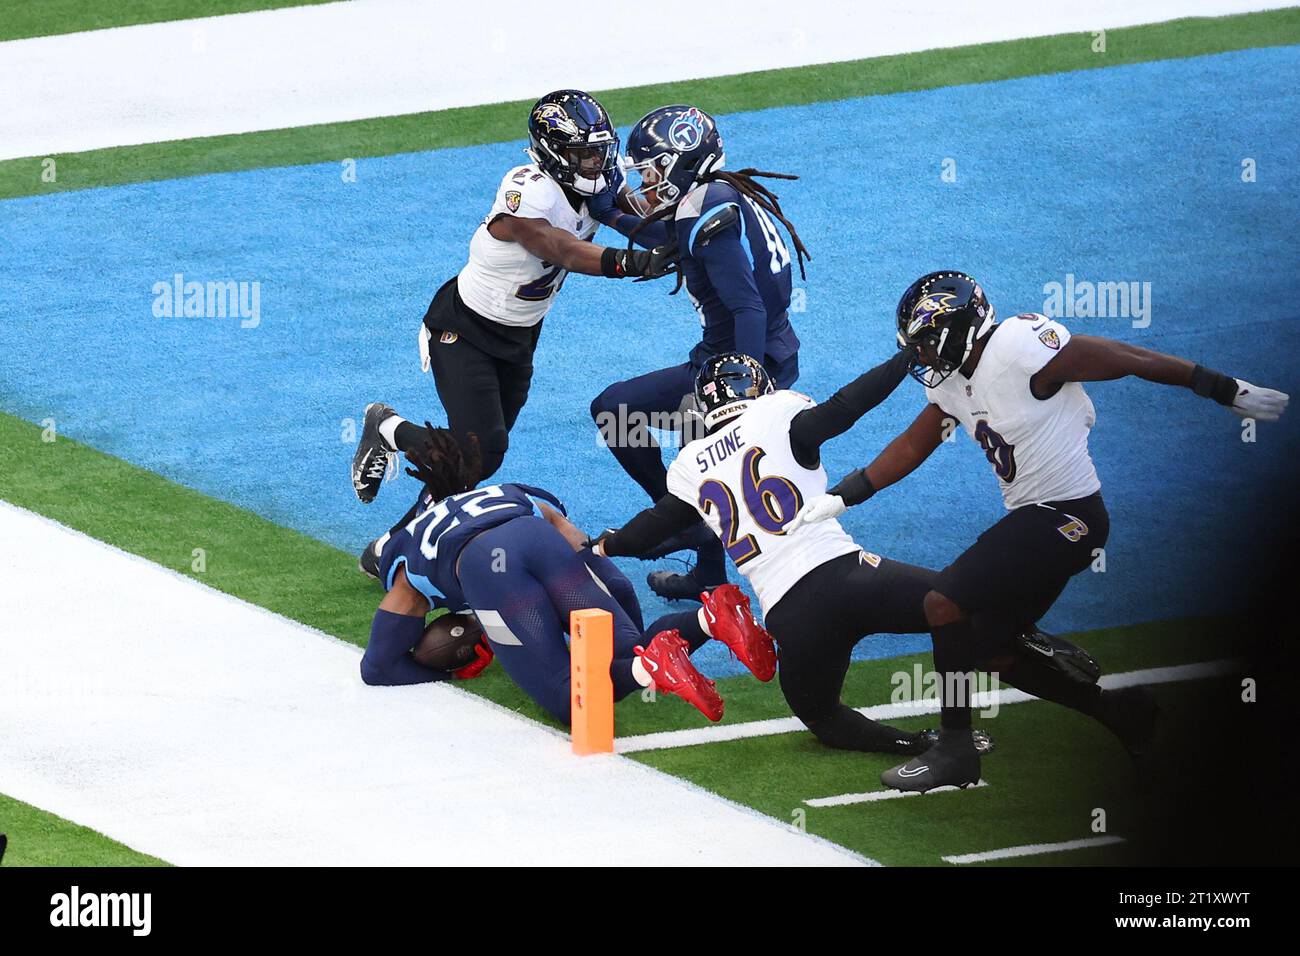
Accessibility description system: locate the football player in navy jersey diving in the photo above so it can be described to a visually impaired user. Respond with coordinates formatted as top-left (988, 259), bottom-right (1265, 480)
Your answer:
top-left (359, 425), bottom-right (779, 726)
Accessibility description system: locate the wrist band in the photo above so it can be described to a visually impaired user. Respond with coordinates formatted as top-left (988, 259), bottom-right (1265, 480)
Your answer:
top-left (829, 469), bottom-right (877, 507)
top-left (1190, 364), bottom-right (1238, 406)
top-left (600, 247), bottom-right (624, 278)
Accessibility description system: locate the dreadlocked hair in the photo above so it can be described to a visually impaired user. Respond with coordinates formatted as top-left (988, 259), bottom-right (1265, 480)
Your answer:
top-left (403, 423), bottom-right (482, 502)
top-left (628, 168), bottom-right (811, 294)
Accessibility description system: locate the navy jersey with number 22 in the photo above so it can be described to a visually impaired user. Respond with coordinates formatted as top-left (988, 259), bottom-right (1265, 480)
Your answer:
top-left (378, 483), bottom-right (566, 611)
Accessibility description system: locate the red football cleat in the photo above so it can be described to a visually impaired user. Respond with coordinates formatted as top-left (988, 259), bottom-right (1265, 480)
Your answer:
top-left (635, 630), bottom-right (724, 722)
top-left (700, 583), bottom-right (777, 682)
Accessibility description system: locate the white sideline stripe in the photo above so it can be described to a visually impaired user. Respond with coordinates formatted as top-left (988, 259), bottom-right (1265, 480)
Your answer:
top-left (615, 660), bottom-right (1237, 753)
top-left (806, 779), bottom-right (989, 807)
top-left (943, 835), bottom-right (1126, 864)
top-left (0, 501), bottom-right (871, 866)
top-left (0, 0), bottom-right (1288, 161)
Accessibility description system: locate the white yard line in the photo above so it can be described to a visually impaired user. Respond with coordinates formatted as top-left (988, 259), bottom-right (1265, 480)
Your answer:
top-left (615, 660), bottom-right (1238, 754)
top-left (0, 501), bottom-right (870, 866)
top-left (0, 0), bottom-right (1289, 161)
top-left (806, 780), bottom-right (989, 807)
top-left (943, 835), bottom-right (1126, 864)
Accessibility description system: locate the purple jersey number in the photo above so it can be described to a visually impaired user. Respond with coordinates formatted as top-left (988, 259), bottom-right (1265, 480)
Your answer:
top-left (974, 419), bottom-right (1017, 482)
top-left (516, 261), bottom-right (567, 302)
top-left (698, 446), bottom-right (803, 565)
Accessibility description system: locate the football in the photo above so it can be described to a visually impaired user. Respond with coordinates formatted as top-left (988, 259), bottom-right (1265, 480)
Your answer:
top-left (412, 612), bottom-right (484, 671)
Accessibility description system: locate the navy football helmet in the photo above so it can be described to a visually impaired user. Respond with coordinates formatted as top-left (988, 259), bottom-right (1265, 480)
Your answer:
top-left (526, 90), bottom-right (619, 196)
top-left (623, 105), bottom-right (725, 216)
top-left (695, 353), bottom-right (772, 430)
top-left (895, 271), bottom-right (997, 385)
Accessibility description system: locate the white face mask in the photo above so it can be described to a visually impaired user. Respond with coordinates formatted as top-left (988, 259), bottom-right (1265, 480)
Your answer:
top-left (622, 153), bottom-right (680, 216)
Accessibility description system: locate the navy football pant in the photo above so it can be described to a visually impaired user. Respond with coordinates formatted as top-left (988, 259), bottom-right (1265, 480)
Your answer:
top-left (456, 517), bottom-right (704, 725)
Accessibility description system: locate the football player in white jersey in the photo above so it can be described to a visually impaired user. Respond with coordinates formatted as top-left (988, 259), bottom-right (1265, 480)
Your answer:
top-left (792, 270), bottom-right (1289, 792)
top-left (558, 352), bottom-right (1006, 756)
top-left (349, 90), bottom-right (676, 574)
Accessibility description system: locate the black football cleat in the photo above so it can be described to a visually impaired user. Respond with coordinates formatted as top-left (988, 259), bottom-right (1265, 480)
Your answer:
top-left (358, 533), bottom-right (389, 581)
top-left (1016, 627), bottom-right (1102, 685)
top-left (915, 727), bottom-right (994, 756)
top-left (882, 732), bottom-right (981, 793)
top-left (647, 569), bottom-right (728, 602)
top-left (351, 403), bottom-right (397, 503)
top-left (1097, 686), bottom-right (1160, 759)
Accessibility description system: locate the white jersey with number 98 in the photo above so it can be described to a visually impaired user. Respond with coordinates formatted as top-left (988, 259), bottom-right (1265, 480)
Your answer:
top-left (456, 164), bottom-right (598, 327)
top-left (666, 391), bottom-right (862, 613)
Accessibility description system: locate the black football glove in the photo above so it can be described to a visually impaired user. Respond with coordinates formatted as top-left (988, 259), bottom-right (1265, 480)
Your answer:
top-left (601, 245), bottom-right (678, 280)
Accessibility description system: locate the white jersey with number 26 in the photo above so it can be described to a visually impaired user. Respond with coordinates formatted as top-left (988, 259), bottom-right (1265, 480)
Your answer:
top-left (666, 391), bottom-right (862, 614)
top-left (456, 163), bottom-right (598, 327)
top-left (926, 314), bottom-right (1101, 510)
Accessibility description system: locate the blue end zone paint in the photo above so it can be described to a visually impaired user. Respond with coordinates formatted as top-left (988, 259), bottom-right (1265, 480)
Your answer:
top-left (2, 47), bottom-right (1297, 677)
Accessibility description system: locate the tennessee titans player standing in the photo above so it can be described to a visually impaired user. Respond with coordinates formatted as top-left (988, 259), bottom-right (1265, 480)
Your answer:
top-left (587, 105), bottom-right (810, 600)
top-left (359, 425), bottom-right (777, 724)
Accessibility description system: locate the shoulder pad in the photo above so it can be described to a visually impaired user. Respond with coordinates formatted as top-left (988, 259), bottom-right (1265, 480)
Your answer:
top-left (690, 203), bottom-right (740, 250)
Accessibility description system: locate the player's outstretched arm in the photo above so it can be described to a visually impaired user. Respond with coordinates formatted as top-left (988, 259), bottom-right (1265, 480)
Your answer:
top-left (591, 496), bottom-right (701, 559)
top-left (489, 215), bottom-right (676, 280)
top-left (360, 568), bottom-right (449, 686)
top-left (1033, 334), bottom-right (1288, 420)
top-left (585, 163), bottom-right (671, 247)
top-left (787, 403), bottom-right (947, 531)
top-left (787, 350), bottom-right (914, 468)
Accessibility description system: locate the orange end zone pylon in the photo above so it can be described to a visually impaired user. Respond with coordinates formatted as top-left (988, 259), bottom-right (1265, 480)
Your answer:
top-left (570, 608), bottom-right (614, 755)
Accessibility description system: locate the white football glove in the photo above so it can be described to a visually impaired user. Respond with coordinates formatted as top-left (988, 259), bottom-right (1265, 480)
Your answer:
top-left (786, 493), bottom-right (847, 535)
top-left (1230, 379), bottom-right (1289, 422)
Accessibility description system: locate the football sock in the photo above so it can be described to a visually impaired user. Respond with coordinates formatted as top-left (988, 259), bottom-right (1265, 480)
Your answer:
top-left (645, 611), bottom-right (710, 652)
top-left (630, 654), bottom-right (653, 688)
top-left (377, 414), bottom-right (405, 452)
top-left (931, 620), bottom-right (976, 730)
top-left (694, 537), bottom-right (728, 585)
top-left (382, 417), bottom-right (427, 454)
top-left (612, 658), bottom-right (645, 697)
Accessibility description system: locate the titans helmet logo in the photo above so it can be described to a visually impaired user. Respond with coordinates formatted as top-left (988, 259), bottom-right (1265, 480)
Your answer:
top-left (668, 108), bottom-right (706, 151)
top-left (533, 103), bottom-right (580, 137)
top-left (907, 292), bottom-right (956, 336)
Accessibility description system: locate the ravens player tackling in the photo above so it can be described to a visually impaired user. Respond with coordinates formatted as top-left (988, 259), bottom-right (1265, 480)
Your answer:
top-left (792, 271), bottom-right (1289, 792)
top-left (550, 353), bottom-right (1105, 756)
top-left (351, 90), bottom-right (675, 576)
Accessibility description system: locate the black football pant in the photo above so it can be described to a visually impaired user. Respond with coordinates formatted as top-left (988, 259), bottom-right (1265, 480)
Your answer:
top-left (420, 332), bottom-right (532, 483)
top-left (929, 493), bottom-right (1111, 729)
top-left (764, 551), bottom-right (934, 754)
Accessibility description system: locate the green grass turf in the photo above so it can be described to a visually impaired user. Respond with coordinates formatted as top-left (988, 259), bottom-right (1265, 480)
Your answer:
top-left (1, 409), bottom-right (1243, 863)
top-left (0, 410), bottom-right (1238, 732)
top-left (0, 0), bottom-right (338, 42)
top-left (0, 793), bottom-right (167, 866)
top-left (631, 679), bottom-right (1236, 866)
top-left (3, 9), bottom-right (1298, 199)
